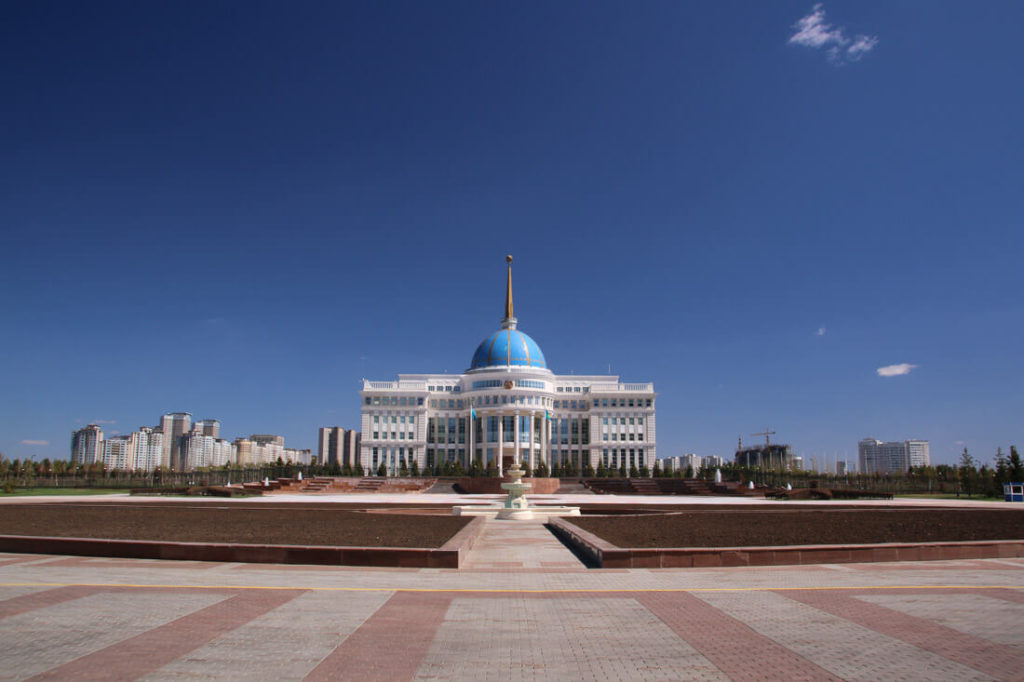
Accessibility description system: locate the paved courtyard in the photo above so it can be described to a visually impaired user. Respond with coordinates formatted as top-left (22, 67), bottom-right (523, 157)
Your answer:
top-left (1, 506), bottom-right (1023, 681)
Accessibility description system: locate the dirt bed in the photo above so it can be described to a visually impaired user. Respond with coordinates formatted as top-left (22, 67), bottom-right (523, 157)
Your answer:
top-left (0, 503), bottom-right (469, 548)
top-left (570, 508), bottom-right (1024, 548)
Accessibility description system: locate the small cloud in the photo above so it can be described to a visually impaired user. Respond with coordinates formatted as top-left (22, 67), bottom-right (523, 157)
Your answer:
top-left (816, 327), bottom-right (827, 336)
top-left (93, 419), bottom-right (117, 425)
top-left (19, 440), bottom-right (49, 446)
top-left (789, 4), bottom-right (878, 65)
top-left (846, 34), bottom-right (879, 61)
top-left (877, 363), bottom-right (918, 377)
top-left (954, 440), bottom-right (965, 446)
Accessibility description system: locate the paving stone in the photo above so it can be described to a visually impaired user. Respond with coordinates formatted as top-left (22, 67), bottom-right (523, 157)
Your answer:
top-left (697, 590), bottom-right (993, 681)
top-left (0, 590), bottom-right (228, 680)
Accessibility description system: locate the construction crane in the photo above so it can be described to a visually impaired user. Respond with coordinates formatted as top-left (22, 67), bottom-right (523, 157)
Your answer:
top-left (751, 428), bottom-right (776, 448)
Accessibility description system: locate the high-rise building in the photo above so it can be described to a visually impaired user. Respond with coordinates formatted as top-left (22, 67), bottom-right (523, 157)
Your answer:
top-left (101, 436), bottom-right (135, 470)
top-left (318, 427), bottom-right (343, 465)
top-left (158, 412), bottom-right (192, 470)
top-left (194, 419), bottom-right (220, 439)
top-left (181, 433), bottom-right (216, 469)
top-left (135, 427), bottom-right (163, 472)
top-left (359, 257), bottom-right (656, 476)
top-left (71, 424), bottom-right (104, 464)
top-left (318, 427), bottom-right (361, 468)
top-left (858, 438), bottom-right (929, 474)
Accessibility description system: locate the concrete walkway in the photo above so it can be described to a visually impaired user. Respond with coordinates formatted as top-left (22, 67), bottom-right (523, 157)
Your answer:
top-left (461, 518), bottom-right (587, 571)
top-left (1, 550), bottom-right (1022, 680)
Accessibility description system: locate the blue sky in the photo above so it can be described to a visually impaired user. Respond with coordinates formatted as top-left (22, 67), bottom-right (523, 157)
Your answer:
top-left (2, 1), bottom-right (1021, 467)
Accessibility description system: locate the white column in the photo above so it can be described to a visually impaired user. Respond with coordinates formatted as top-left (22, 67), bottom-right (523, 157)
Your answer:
top-left (514, 411), bottom-right (521, 467)
top-left (467, 408), bottom-right (474, 470)
top-left (543, 414), bottom-right (549, 468)
top-left (528, 412), bottom-right (536, 472)
top-left (497, 413), bottom-right (503, 476)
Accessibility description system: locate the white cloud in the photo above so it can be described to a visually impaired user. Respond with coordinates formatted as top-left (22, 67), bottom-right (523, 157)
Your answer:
top-left (816, 327), bottom-right (827, 336)
top-left (789, 4), bottom-right (878, 65)
top-left (846, 34), bottom-right (879, 61)
top-left (876, 363), bottom-right (918, 377)
top-left (19, 439), bottom-right (49, 446)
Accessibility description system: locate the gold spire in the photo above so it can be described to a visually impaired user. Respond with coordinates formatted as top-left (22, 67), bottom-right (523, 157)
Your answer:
top-left (504, 254), bottom-right (514, 320)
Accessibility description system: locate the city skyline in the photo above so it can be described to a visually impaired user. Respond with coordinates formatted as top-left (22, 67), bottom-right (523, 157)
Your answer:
top-left (2, 3), bottom-right (1021, 466)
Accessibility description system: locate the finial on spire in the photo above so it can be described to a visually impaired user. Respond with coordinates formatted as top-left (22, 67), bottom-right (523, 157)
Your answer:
top-left (502, 254), bottom-right (517, 329)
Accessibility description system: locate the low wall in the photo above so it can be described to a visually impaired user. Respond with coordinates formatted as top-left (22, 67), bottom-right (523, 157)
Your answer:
top-left (0, 516), bottom-right (487, 569)
top-left (547, 517), bottom-right (1024, 569)
top-left (456, 477), bottom-right (561, 495)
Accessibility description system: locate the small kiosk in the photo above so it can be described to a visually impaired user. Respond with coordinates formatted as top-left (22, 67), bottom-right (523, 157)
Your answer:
top-left (1004, 482), bottom-right (1024, 502)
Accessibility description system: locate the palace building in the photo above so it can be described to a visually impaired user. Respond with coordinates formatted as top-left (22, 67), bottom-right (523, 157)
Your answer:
top-left (359, 256), bottom-right (657, 476)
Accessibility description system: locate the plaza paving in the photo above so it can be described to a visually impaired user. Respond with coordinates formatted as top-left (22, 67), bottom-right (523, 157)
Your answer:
top-left (0, 495), bottom-right (1022, 680)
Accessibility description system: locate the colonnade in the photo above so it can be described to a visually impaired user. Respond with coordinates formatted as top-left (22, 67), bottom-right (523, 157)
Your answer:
top-left (467, 410), bottom-right (551, 475)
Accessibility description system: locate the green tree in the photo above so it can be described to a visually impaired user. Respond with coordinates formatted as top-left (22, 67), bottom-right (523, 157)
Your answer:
top-left (1009, 446), bottom-right (1024, 481)
top-left (958, 448), bottom-right (978, 496)
top-left (376, 462), bottom-right (387, 476)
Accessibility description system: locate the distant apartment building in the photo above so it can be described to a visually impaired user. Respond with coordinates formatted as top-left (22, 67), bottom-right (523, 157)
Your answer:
top-left (194, 419), bottom-right (220, 439)
top-left (858, 438), bottom-right (930, 474)
top-left (96, 427), bottom-right (163, 472)
top-left (836, 459), bottom-right (849, 476)
top-left (71, 424), bottom-right (104, 465)
top-left (180, 433), bottom-right (235, 469)
top-left (318, 427), bottom-right (361, 468)
top-left (661, 454), bottom-right (703, 474)
top-left (135, 427), bottom-right (164, 471)
top-left (101, 436), bottom-right (135, 470)
top-left (158, 412), bottom-right (192, 470)
top-left (703, 455), bottom-right (725, 469)
top-left (233, 434), bottom-right (306, 466)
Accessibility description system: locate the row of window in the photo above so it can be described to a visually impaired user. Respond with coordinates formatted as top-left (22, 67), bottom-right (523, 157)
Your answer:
top-left (602, 448), bottom-right (646, 469)
top-left (365, 396), bottom-right (425, 407)
top-left (371, 432), bottom-right (415, 441)
top-left (427, 385), bottom-right (461, 393)
top-left (602, 433), bottom-right (644, 442)
top-left (372, 415), bottom-right (417, 424)
top-left (603, 417), bottom-right (643, 425)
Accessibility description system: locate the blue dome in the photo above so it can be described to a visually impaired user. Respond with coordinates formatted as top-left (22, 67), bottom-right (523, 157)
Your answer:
top-left (471, 329), bottom-right (547, 370)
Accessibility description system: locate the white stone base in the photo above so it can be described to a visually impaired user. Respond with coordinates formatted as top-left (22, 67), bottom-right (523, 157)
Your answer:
top-left (453, 505), bottom-right (581, 519)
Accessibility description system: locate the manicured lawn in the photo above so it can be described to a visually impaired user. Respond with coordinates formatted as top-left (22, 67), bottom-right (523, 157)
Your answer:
top-left (1, 488), bottom-right (127, 496)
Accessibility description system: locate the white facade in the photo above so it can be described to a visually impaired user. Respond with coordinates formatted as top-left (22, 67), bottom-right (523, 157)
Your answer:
top-left (71, 424), bottom-right (104, 465)
top-left (360, 258), bottom-right (656, 476)
top-left (662, 454), bottom-right (702, 474)
top-left (858, 438), bottom-right (930, 474)
top-left (135, 427), bottom-right (163, 472)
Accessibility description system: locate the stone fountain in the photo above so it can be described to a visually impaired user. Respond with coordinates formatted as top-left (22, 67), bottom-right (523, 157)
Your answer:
top-left (497, 462), bottom-right (534, 520)
top-left (453, 460), bottom-right (580, 520)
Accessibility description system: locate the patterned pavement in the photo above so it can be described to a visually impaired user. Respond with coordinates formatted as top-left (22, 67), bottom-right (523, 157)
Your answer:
top-left (1, 517), bottom-right (1023, 681)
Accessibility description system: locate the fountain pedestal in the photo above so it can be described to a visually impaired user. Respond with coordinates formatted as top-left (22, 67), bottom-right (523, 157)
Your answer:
top-left (497, 463), bottom-right (534, 520)
top-left (452, 462), bottom-right (580, 519)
